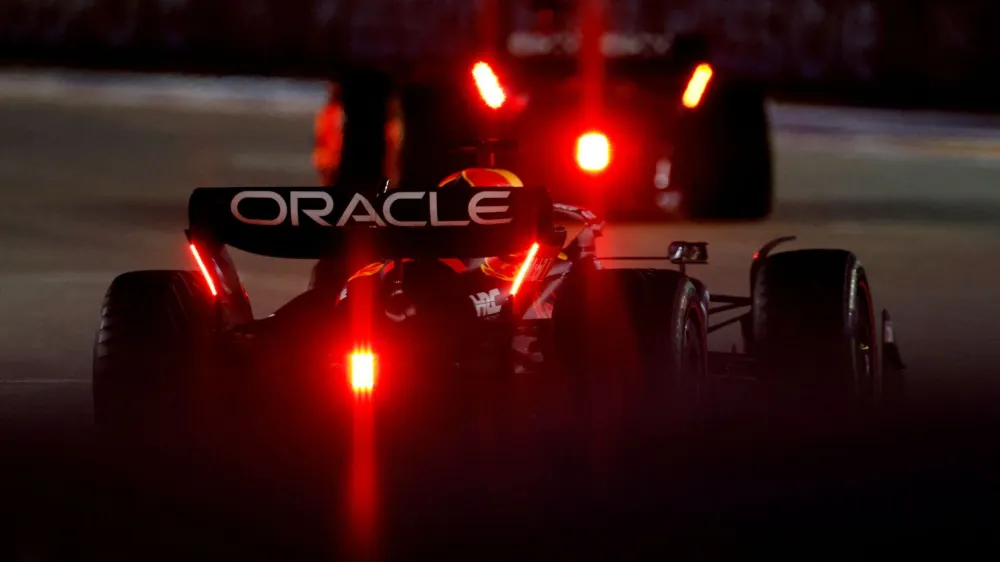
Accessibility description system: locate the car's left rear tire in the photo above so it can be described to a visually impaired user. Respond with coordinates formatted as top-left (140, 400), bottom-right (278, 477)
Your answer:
top-left (92, 270), bottom-right (217, 456)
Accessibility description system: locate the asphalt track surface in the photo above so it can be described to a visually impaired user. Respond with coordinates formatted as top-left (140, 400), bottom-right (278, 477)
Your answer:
top-left (3, 101), bottom-right (1000, 560)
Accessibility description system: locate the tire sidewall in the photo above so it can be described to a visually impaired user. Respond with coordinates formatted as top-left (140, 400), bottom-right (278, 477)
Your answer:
top-left (92, 271), bottom-right (218, 451)
top-left (552, 266), bottom-right (709, 413)
top-left (752, 250), bottom-right (879, 404)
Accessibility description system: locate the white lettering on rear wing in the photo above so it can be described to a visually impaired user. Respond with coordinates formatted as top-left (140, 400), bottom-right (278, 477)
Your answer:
top-left (230, 189), bottom-right (513, 228)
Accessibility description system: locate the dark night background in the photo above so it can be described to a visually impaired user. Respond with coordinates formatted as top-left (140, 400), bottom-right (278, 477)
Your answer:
top-left (2, 1), bottom-right (1000, 560)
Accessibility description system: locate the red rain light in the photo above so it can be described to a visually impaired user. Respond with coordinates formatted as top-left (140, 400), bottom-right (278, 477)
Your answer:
top-left (188, 244), bottom-right (217, 296)
top-left (472, 61), bottom-right (506, 109)
top-left (510, 242), bottom-right (541, 296)
top-left (350, 347), bottom-right (376, 396)
top-left (575, 132), bottom-right (610, 173)
top-left (682, 63), bottom-right (713, 109)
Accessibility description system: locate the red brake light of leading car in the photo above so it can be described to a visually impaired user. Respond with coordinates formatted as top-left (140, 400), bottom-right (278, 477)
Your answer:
top-left (472, 61), bottom-right (506, 109)
top-left (682, 63), bottom-right (713, 109)
top-left (510, 242), bottom-right (541, 296)
top-left (188, 244), bottom-right (217, 296)
top-left (350, 346), bottom-right (376, 396)
top-left (575, 132), bottom-right (611, 173)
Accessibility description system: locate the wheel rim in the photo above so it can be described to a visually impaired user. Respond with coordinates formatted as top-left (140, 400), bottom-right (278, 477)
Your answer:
top-left (855, 279), bottom-right (878, 400)
top-left (678, 308), bottom-right (706, 401)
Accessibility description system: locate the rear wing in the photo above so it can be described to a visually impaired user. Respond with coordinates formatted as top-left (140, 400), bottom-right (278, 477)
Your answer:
top-left (186, 186), bottom-right (554, 260)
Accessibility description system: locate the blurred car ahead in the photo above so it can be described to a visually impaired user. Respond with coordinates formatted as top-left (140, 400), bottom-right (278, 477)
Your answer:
top-left (314, 1), bottom-right (773, 221)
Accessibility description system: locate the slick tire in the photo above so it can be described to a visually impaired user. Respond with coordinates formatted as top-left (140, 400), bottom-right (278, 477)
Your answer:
top-left (670, 80), bottom-right (773, 220)
top-left (751, 249), bottom-right (879, 408)
top-left (552, 264), bottom-right (709, 420)
top-left (92, 270), bottom-right (216, 455)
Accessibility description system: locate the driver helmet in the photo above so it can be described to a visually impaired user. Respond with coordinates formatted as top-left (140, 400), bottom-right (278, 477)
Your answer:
top-left (437, 168), bottom-right (528, 280)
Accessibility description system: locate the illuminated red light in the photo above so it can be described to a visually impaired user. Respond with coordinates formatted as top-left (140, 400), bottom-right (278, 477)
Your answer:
top-left (510, 242), bottom-right (541, 296)
top-left (576, 132), bottom-right (611, 173)
top-left (350, 347), bottom-right (376, 396)
top-left (188, 244), bottom-right (217, 296)
top-left (682, 63), bottom-right (713, 109)
top-left (472, 61), bottom-right (506, 109)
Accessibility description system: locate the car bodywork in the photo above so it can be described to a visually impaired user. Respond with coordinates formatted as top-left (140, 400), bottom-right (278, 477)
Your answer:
top-left (187, 186), bottom-right (610, 386)
top-left (183, 185), bottom-right (903, 407)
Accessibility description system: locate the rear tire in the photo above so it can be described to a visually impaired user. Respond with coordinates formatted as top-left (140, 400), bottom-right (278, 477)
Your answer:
top-left (751, 250), bottom-right (879, 408)
top-left (552, 264), bottom-right (709, 419)
top-left (92, 270), bottom-right (217, 455)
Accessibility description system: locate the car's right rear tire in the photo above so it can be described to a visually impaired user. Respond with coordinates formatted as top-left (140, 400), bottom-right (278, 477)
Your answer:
top-left (552, 264), bottom-right (709, 422)
top-left (751, 249), bottom-right (880, 410)
top-left (92, 270), bottom-right (217, 455)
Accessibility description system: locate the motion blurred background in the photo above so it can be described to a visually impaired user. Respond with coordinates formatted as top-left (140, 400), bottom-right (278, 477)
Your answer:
top-left (4, 0), bottom-right (1000, 109)
top-left (3, 1), bottom-right (1000, 560)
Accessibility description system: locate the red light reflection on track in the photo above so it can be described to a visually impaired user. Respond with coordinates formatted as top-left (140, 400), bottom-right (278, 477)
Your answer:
top-left (341, 268), bottom-right (379, 559)
top-left (345, 398), bottom-right (379, 560)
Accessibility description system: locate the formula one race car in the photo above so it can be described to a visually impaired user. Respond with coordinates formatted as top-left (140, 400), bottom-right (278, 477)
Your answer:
top-left (315, 6), bottom-right (773, 220)
top-left (92, 173), bottom-right (905, 451)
